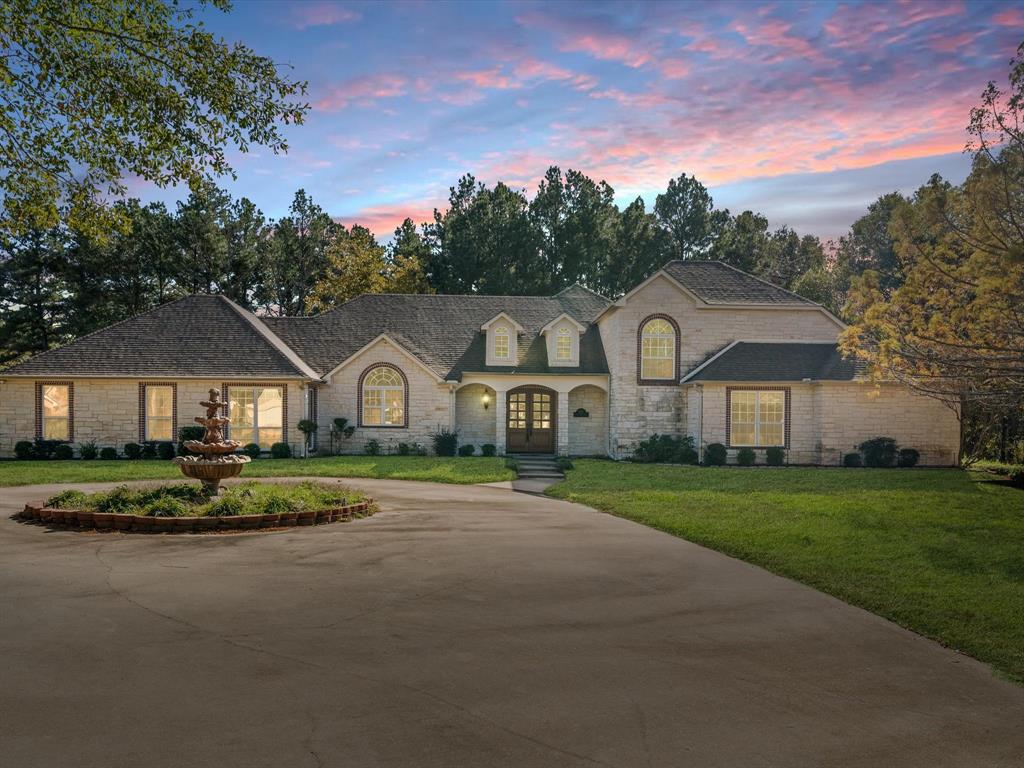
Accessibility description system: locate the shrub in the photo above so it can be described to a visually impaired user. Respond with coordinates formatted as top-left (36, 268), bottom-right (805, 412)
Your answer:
top-left (1009, 466), bottom-right (1024, 488)
top-left (263, 495), bottom-right (298, 515)
top-left (32, 439), bottom-right (61, 460)
top-left (140, 441), bottom-right (158, 459)
top-left (178, 425), bottom-right (205, 455)
top-left (858, 436), bottom-right (898, 468)
top-left (79, 441), bottom-right (99, 460)
top-left (156, 441), bottom-right (176, 460)
top-left (46, 490), bottom-right (88, 509)
top-left (54, 444), bottom-right (75, 460)
top-left (297, 419), bottom-right (318, 450)
top-left (765, 446), bottom-right (786, 466)
top-left (457, 443), bottom-right (475, 456)
top-left (481, 443), bottom-right (496, 457)
top-left (14, 440), bottom-right (33, 460)
top-left (736, 447), bottom-right (756, 466)
top-left (270, 442), bottom-right (292, 459)
top-left (243, 443), bottom-right (261, 459)
top-left (123, 442), bottom-right (143, 460)
top-left (209, 495), bottom-right (244, 517)
top-left (95, 485), bottom-right (138, 514)
top-left (144, 497), bottom-right (188, 518)
top-left (898, 448), bottom-right (921, 468)
top-left (634, 434), bottom-right (698, 464)
top-left (411, 442), bottom-right (428, 456)
top-left (432, 428), bottom-right (459, 457)
top-left (99, 447), bottom-right (118, 460)
top-left (843, 452), bottom-right (863, 467)
top-left (704, 443), bottom-right (727, 466)
top-left (396, 442), bottom-right (411, 456)
top-left (364, 439), bottom-right (381, 456)
top-left (556, 456), bottom-right (574, 471)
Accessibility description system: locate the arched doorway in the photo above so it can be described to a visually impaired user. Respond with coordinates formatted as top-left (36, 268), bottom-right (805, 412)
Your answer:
top-left (506, 386), bottom-right (556, 453)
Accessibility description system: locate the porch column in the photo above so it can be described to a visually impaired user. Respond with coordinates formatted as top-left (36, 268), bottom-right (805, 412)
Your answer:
top-left (556, 386), bottom-right (571, 456)
top-left (494, 388), bottom-right (507, 455)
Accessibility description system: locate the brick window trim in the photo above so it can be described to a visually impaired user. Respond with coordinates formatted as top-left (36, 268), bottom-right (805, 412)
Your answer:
top-left (725, 386), bottom-right (792, 449)
top-left (34, 381), bottom-right (74, 442)
top-left (636, 314), bottom-right (681, 386)
top-left (220, 382), bottom-right (289, 446)
top-left (138, 382), bottom-right (178, 443)
top-left (357, 363), bottom-right (409, 429)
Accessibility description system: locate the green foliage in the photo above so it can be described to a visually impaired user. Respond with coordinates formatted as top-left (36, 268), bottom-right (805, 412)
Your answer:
top-left (53, 444), bottom-right (74, 460)
top-left (99, 447), bottom-right (118, 460)
top-left (262, 495), bottom-right (298, 515)
top-left (123, 442), bottom-right (142, 460)
top-left (481, 443), bottom-right (496, 457)
top-left (633, 434), bottom-right (698, 464)
top-left (655, 173), bottom-right (728, 260)
top-left (457, 444), bottom-right (475, 457)
top-left (1008, 466), bottom-right (1024, 488)
top-left (140, 441), bottom-right (158, 459)
top-left (555, 456), bottom-right (574, 472)
top-left (156, 442), bottom-right (176, 460)
top-left (704, 443), bottom-right (727, 466)
top-left (45, 490), bottom-right (88, 509)
top-left (178, 426), bottom-right (205, 455)
top-left (79, 441), bottom-right (98, 460)
top-left (364, 439), bottom-right (381, 456)
top-left (844, 452), bottom-right (863, 467)
top-left (736, 447), bottom-right (756, 466)
top-left (898, 448), bottom-right (921, 468)
top-left (14, 441), bottom-right (33, 460)
top-left (297, 419), bottom-right (318, 437)
top-left (765, 446), bottom-right (786, 466)
top-left (209, 495), bottom-right (244, 517)
top-left (859, 437), bottom-right (898, 468)
top-left (432, 428), bottom-right (459, 457)
top-left (0, 0), bottom-right (308, 238)
top-left (143, 497), bottom-right (188, 518)
top-left (32, 439), bottom-right (61, 460)
top-left (243, 443), bottom-right (261, 459)
top-left (270, 442), bottom-right (292, 459)
top-left (395, 442), bottom-right (411, 456)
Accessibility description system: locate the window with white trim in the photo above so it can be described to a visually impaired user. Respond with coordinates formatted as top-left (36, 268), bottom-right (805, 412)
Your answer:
top-left (640, 318), bottom-right (675, 379)
top-left (144, 385), bottom-right (174, 441)
top-left (493, 325), bottom-right (511, 360)
top-left (228, 386), bottom-right (283, 448)
top-left (362, 367), bottom-right (405, 426)
top-left (555, 327), bottom-right (573, 361)
top-left (730, 390), bottom-right (785, 447)
top-left (41, 384), bottom-right (70, 440)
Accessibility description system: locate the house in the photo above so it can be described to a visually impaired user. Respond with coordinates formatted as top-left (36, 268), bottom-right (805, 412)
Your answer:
top-left (0, 261), bottom-right (960, 464)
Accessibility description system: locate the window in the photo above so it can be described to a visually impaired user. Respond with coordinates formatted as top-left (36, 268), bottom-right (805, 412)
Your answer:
top-left (228, 386), bottom-right (283, 448)
top-left (493, 325), bottom-right (511, 360)
top-left (640, 318), bottom-right (676, 380)
top-left (555, 327), bottom-right (573, 361)
top-left (143, 385), bottom-right (174, 441)
top-left (729, 390), bottom-right (786, 447)
top-left (361, 366), bottom-right (406, 426)
top-left (40, 384), bottom-right (71, 441)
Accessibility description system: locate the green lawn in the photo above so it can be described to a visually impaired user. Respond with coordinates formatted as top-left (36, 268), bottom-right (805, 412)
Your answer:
top-left (548, 460), bottom-right (1024, 684)
top-left (0, 455), bottom-right (514, 487)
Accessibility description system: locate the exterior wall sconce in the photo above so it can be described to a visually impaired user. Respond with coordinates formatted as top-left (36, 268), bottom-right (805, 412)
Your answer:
top-left (482, 392), bottom-right (491, 410)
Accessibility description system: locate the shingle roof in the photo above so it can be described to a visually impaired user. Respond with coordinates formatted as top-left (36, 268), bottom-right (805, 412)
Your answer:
top-left (1, 295), bottom-right (311, 378)
top-left (661, 261), bottom-right (817, 305)
top-left (262, 284), bottom-right (611, 379)
top-left (683, 342), bottom-right (865, 382)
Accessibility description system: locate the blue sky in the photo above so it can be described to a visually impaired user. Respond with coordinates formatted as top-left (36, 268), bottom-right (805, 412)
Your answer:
top-left (131, 0), bottom-right (1023, 240)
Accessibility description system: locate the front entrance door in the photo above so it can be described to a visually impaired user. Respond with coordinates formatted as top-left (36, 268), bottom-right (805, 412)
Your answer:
top-left (506, 387), bottom-right (556, 453)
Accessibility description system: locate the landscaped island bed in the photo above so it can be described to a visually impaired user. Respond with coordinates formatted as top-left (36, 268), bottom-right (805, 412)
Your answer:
top-left (0, 455), bottom-right (514, 488)
top-left (549, 460), bottom-right (1024, 685)
top-left (19, 481), bottom-right (375, 533)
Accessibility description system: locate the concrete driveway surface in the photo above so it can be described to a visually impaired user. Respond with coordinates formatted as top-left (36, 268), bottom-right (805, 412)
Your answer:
top-left (1, 477), bottom-right (1022, 768)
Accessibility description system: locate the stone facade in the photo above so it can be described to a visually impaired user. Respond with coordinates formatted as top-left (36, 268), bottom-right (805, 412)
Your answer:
top-left (454, 384), bottom-right (497, 451)
top-left (567, 385), bottom-right (607, 456)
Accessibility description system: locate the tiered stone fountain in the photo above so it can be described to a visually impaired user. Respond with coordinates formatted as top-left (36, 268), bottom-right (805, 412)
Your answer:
top-left (173, 389), bottom-right (250, 495)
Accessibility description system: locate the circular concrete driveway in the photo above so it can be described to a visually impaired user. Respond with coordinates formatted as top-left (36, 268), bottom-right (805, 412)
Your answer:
top-left (1, 478), bottom-right (1022, 768)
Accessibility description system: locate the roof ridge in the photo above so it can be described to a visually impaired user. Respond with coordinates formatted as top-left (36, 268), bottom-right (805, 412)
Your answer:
top-left (219, 296), bottom-right (321, 379)
top-left (553, 283), bottom-right (610, 301)
top-left (709, 260), bottom-right (818, 306)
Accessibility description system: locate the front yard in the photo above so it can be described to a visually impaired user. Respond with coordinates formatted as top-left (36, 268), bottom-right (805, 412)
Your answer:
top-left (548, 461), bottom-right (1024, 684)
top-left (0, 455), bottom-right (514, 487)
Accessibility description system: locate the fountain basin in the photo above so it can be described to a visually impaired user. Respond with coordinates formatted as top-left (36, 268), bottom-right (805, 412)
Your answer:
top-left (173, 455), bottom-right (251, 494)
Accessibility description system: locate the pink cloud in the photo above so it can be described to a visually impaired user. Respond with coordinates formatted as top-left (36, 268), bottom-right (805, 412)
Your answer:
top-left (993, 7), bottom-right (1024, 27)
top-left (336, 200), bottom-right (441, 236)
top-left (455, 68), bottom-right (518, 89)
top-left (288, 2), bottom-right (360, 30)
top-left (559, 31), bottom-right (651, 67)
top-left (658, 57), bottom-right (690, 79)
top-left (314, 74), bottom-right (407, 112)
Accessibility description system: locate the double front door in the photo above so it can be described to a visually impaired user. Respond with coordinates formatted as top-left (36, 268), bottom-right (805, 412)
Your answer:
top-left (506, 387), bottom-right (555, 453)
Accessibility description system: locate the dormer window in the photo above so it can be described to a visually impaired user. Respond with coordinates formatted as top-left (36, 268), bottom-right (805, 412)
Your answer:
top-left (555, 327), bottom-right (572, 361)
top-left (541, 313), bottom-right (585, 367)
top-left (493, 326), bottom-right (511, 360)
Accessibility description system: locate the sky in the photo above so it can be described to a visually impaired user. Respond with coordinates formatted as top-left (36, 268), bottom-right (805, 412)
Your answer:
top-left (135, 0), bottom-right (1024, 241)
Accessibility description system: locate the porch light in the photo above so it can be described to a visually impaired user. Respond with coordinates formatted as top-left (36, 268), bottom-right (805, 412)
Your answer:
top-left (482, 392), bottom-right (491, 410)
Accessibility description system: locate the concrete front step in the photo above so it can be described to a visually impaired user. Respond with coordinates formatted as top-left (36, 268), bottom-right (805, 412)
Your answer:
top-left (508, 454), bottom-right (564, 480)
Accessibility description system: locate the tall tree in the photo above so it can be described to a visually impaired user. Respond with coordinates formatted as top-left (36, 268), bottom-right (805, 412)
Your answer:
top-left (221, 197), bottom-right (268, 309)
top-left (173, 184), bottom-right (231, 295)
top-left (306, 225), bottom-right (389, 311)
top-left (0, 228), bottom-right (70, 364)
top-left (832, 192), bottom-right (908, 310)
top-left (387, 218), bottom-right (433, 295)
top-left (600, 196), bottom-right (665, 297)
top-left (710, 210), bottom-right (770, 273)
top-left (0, 0), bottom-right (307, 238)
top-left (654, 173), bottom-right (728, 260)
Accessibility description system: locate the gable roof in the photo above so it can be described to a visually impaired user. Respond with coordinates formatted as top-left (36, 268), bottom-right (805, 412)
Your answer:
top-left (1, 295), bottom-right (313, 378)
top-left (682, 341), bottom-right (866, 383)
top-left (263, 287), bottom-right (611, 380)
top-left (660, 261), bottom-right (817, 306)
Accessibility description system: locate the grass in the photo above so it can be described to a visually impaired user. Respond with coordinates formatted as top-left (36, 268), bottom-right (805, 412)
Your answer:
top-left (548, 460), bottom-right (1024, 685)
top-left (0, 455), bottom-right (514, 488)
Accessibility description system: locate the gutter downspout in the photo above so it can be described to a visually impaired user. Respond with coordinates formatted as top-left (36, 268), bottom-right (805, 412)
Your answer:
top-left (695, 384), bottom-right (704, 463)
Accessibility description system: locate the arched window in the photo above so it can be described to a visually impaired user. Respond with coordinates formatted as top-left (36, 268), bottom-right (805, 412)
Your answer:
top-left (493, 325), bottom-right (511, 360)
top-left (639, 317), bottom-right (677, 381)
top-left (360, 365), bottom-right (407, 427)
top-left (555, 327), bottom-right (573, 361)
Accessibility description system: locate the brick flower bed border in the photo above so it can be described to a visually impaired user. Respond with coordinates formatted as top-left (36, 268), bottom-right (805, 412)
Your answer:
top-left (17, 499), bottom-right (375, 534)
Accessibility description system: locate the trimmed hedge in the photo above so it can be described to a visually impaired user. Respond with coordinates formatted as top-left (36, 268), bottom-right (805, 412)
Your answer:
top-left (704, 443), bottom-right (727, 466)
top-left (765, 446), bottom-right (785, 466)
top-left (736, 447), bottom-right (756, 466)
top-left (457, 444), bottom-right (476, 457)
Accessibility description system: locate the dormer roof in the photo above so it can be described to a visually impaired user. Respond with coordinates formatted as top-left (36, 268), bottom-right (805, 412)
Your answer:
top-left (540, 312), bottom-right (587, 334)
top-left (480, 312), bottom-right (525, 332)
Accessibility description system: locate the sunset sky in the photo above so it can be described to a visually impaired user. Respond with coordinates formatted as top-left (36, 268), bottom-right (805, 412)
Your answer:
top-left (138, 0), bottom-right (1024, 241)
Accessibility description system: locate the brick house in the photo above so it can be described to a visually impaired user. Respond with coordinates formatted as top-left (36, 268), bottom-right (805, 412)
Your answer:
top-left (0, 261), bottom-right (961, 464)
